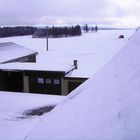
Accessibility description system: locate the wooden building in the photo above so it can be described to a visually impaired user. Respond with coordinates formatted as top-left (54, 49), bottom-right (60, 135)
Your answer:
top-left (0, 63), bottom-right (87, 95)
top-left (0, 42), bottom-right (38, 63)
top-left (0, 42), bottom-right (87, 95)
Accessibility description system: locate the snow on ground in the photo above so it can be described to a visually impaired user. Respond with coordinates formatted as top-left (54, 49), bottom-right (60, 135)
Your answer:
top-left (0, 29), bottom-right (136, 140)
top-left (0, 30), bottom-right (134, 78)
top-left (0, 91), bottom-right (65, 140)
top-left (25, 29), bottom-right (140, 140)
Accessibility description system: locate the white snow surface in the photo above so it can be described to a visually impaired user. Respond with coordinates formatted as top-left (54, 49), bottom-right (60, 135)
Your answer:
top-left (0, 30), bottom-right (134, 78)
top-left (0, 42), bottom-right (37, 63)
top-left (0, 91), bottom-right (65, 140)
top-left (26, 29), bottom-right (140, 140)
top-left (0, 29), bottom-right (136, 140)
top-left (0, 62), bottom-right (74, 73)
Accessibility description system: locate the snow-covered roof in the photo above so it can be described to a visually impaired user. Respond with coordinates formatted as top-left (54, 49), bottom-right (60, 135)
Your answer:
top-left (0, 42), bottom-right (37, 63)
top-left (24, 29), bottom-right (140, 140)
top-left (0, 62), bottom-right (75, 74)
top-left (35, 30), bottom-right (135, 78)
top-left (0, 30), bottom-right (134, 78)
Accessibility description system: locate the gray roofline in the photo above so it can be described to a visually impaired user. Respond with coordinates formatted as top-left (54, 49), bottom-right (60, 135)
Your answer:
top-left (0, 65), bottom-right (75, 75)
top-left (0, 53), bottom-right (38, 64)
top-left (0, 42), bottom-right (37, 54)
top-left (0, 69), bottom-right (66, 76)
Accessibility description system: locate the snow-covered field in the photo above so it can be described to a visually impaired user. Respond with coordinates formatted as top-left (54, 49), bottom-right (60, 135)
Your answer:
top-left (0, 30), bottom-right (134, 78)
top-left (0, 29), bottom-right (137, 140)
top-left (0, 91), bottom-right (65, 140)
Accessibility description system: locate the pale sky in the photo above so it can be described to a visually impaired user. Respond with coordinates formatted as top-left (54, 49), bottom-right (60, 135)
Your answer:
top-left (0, 0), bottom-right (140, 27)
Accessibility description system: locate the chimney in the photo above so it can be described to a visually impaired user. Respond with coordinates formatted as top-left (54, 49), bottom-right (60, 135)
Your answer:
top-left (73, 60), bottom-right (78, 69)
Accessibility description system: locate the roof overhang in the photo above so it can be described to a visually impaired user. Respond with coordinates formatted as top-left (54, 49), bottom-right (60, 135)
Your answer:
top-left (0, 62), bottom-right (75, 76)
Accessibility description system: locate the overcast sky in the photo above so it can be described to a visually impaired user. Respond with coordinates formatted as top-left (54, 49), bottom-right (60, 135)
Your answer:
top-left (0, 0), bottom-right (140, 27)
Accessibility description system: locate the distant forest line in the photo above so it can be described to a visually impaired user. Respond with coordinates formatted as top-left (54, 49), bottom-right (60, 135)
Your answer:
top-left (0, 24), bottom-right (99, 38)
top-left (33, 25), bottom-right (82, 38)
top-left (0, 26), bottom-right (35, 37)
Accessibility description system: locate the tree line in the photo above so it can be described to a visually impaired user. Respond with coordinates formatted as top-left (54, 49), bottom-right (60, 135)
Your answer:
top-left (0, 26), bottom-right (36, 37)
top-left (0, 25), bottom-right (82, 38)
top-left (83, 24), bottom-right (98, 32)
top-left (33, 25), bottom-right (82, 38)
top-left (0, 24), bottom-right (97, 38)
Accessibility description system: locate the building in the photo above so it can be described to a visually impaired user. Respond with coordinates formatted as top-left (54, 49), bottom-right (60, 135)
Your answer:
top-left (0, 42), bottom-right (38, 63)
top-left (0, 42), bottom-right (87, 95)
top-left (0, 62), bottom-right (87, 95)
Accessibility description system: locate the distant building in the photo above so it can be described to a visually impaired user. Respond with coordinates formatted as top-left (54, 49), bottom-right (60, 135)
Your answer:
top-left (0, 62), bottom-right (87, 95)
top-left (0, 42), bottom-right (38, 63)
top-left (118, 35), bottom-right (124, 39)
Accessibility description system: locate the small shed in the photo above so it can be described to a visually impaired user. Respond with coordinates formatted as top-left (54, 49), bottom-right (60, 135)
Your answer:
top-left (0, 42), bottom-right (38, 63)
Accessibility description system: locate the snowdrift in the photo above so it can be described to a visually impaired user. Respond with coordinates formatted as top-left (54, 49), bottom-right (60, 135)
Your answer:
top-left (26, 29), bottom-right (140, 140)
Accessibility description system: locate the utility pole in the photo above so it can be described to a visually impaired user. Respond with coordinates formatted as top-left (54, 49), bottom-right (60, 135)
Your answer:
top-left (46, 26), bottom-right (49, 51)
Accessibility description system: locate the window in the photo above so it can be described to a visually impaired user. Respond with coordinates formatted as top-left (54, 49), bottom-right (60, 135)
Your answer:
top-left (37, 77), bottom-right (44, 84)
top-left (45, 78), bottom-right (52, 84)
top-left (54, 79), bottom-right (60, 85)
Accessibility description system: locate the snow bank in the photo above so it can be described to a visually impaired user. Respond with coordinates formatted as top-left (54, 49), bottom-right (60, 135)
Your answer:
top-left (26, 29), bottom-right (140, 140)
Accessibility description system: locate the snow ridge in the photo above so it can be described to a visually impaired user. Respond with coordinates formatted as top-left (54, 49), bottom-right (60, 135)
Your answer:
top-left (26, 29), bottom-right (140, 140)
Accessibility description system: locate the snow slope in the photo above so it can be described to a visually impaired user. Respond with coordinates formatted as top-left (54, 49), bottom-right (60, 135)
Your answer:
top-left (26, 29), bottom-right (140, 140)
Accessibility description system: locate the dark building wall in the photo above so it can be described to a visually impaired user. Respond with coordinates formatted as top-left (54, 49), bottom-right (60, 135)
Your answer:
top-left (3, 54), bottom-right (37, 64)
top-left (0, 70), bottom-right (87, 95)
top-left (25, 71), bottom-right (64, 95)
top-left (68, 81), bottom-right (83, 93)
top-left (29, 76), bottom-right (61, 95)
top-left (62, 77), bottom-right (88, 95)
top-left (0, 70), bottom-right (64, 95)
top-left (0, 71), bottom-right (23, 92)
top-left (27, 54), bottom-right (37, 62)
top-left (0, 71), bottom-right (5, 91)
